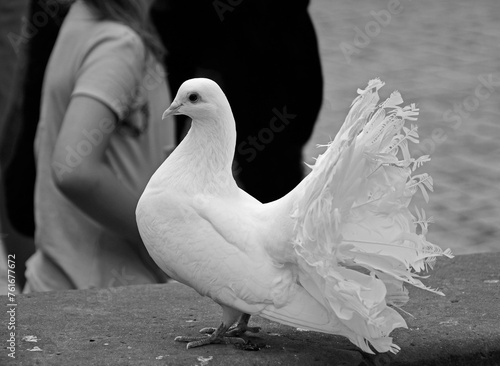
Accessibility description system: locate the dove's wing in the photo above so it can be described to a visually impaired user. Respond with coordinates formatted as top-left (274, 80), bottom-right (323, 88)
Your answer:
top-left (188, 190), bottom-right (355, 334)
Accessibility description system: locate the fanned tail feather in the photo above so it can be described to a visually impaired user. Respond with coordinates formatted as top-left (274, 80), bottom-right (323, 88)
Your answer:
top-left (291, 79), bottom-right (453, 354)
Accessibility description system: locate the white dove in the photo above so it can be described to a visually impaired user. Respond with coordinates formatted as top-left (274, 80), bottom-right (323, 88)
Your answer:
top-left (136, 78), bottom-right (453, 354)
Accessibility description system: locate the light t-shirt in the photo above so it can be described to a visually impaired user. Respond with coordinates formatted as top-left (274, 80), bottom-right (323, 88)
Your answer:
top-left (25, 1), bottom-right (175, 291)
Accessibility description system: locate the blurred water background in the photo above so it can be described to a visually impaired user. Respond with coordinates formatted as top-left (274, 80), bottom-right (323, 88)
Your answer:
top-left (306, 0), bottom-right (500, 254)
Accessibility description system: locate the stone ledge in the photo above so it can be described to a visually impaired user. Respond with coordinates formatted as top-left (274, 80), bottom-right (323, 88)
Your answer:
top-left (1, 252), bottom-right (499, 365)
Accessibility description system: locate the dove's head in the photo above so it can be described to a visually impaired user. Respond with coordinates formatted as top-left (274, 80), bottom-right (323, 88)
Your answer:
top-left (162, 78), bottom-right (228, 121)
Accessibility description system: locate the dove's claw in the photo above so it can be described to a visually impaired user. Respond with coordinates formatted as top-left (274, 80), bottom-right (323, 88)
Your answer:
top-left (175, 320), bottom-right (249, 349)
top-left (174, 335), bottom-right (204, 342)
top-left (198, 325), bottom-right (260, 337)
top-left (185, 336), bottom-right (245, 349)
top-left (199, 327), bottom-right (217, 334)
top-left (175, 333), bottom-right (246, 349)
top-left (197, 314), bottom-right (259, 338)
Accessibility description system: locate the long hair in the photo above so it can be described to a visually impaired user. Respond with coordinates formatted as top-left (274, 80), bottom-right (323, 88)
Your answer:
top-left (82, 0), bottom-right (165, 61)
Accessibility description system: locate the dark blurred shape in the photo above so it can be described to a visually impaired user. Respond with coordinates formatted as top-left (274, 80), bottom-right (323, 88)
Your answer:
top-left (0, 0), bottom-right (29, 158)
top-left (0, 0), bottom-right (30, 290)
top-left (4, 0), bottom-right (69, 237)
top-left (152, 0), bottom-right (323, 202)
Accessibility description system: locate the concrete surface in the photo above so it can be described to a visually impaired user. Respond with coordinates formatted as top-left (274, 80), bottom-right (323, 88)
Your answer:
top-left (1, 252), bottom-right (499, 365)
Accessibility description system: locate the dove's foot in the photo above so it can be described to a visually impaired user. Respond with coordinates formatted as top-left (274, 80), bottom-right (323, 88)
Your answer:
top-left (198, 327), bottom-right (218, 334)
top-left (227, 313), bottom-right (261, 336)
top-left (175, 335), bottom-right (246, 349)
top-left (199, 313), bottom-right (261, 337)
top-left (175, 322), bottom-right (246, 349)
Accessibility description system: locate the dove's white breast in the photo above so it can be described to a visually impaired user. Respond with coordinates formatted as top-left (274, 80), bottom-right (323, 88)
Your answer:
top-left (137, 186), bottom-right (298, 314)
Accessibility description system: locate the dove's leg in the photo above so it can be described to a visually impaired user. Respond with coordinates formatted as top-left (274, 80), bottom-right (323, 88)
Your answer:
top-left (228, 313), bottom-right (261, 336)
top-left (200, 313), bottom-right (260, 336)
top-left (199, 314), bottom-right (259, 336)
top-left (175, 306), bottom-right (246, 349)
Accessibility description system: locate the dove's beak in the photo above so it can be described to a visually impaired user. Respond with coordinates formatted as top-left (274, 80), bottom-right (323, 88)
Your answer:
top-left (162, 101), bottom-right (182, 119)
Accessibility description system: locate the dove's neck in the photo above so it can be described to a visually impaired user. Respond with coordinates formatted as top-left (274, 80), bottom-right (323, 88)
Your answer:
top-left (188, 113), bottom-right (236, 172)
top-left (158, 104), bottom-right (237, 194)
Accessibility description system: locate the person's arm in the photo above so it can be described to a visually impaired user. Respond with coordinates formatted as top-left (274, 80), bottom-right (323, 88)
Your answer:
top-left (52, 95), bottom-right (168, 282)
top-left (51, 95), bottom-right (142, 246)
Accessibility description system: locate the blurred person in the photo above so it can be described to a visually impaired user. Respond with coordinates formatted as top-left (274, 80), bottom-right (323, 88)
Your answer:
top-left (153, 0), bottom-right (323, 203)
top-left (24, 0), bottom-right (175, 292)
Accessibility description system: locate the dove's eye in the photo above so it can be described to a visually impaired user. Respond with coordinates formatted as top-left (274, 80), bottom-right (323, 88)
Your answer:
top-left (188, 93), bottom-right (200, 103)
